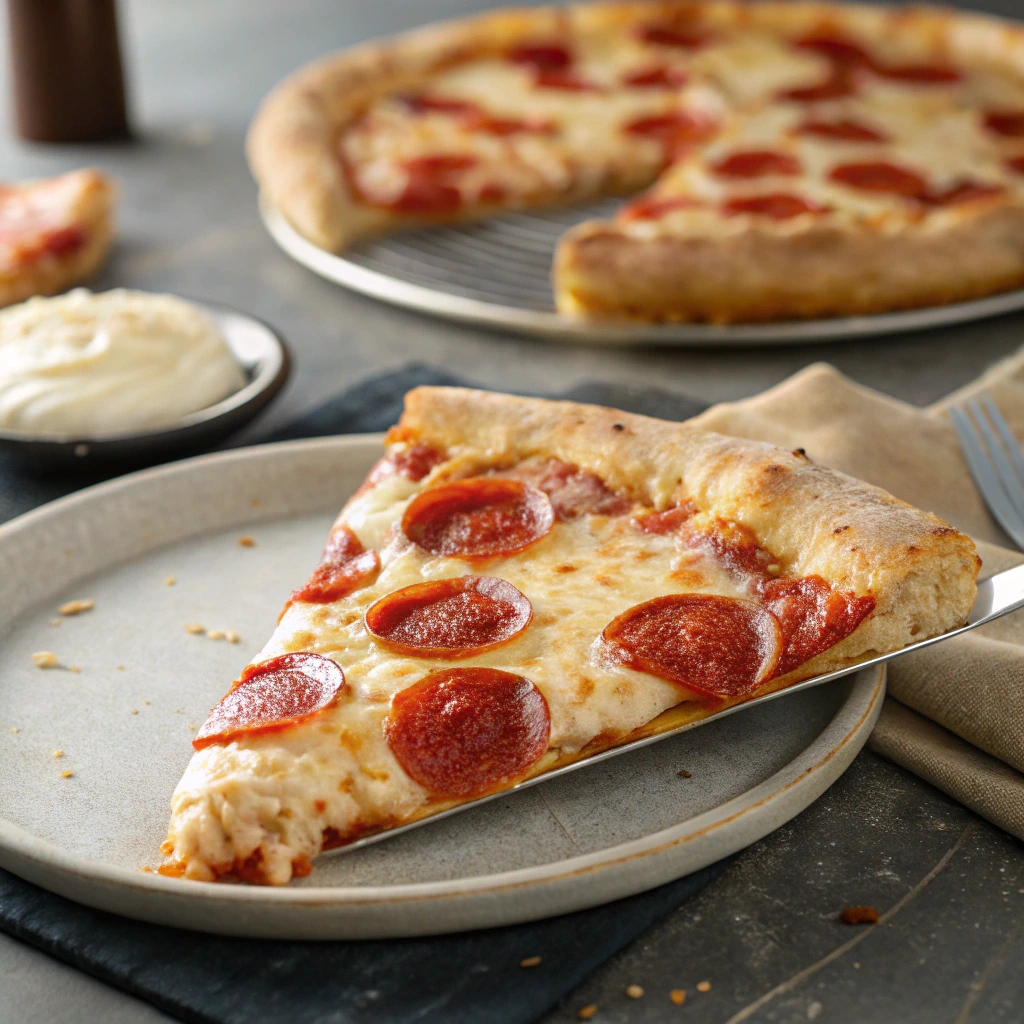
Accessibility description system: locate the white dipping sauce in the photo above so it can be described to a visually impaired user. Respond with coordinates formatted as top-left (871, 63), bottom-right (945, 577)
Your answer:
top-left (0, 289), bottom-right (247, 435)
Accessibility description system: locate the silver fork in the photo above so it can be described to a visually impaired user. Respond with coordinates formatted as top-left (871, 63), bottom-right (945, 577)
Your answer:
top-left (951, 395), bottom-right (1024, 550)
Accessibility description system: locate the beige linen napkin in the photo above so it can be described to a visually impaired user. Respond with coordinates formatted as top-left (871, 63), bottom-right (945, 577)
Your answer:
top-left (690, 353), bottom-right (1024, 840)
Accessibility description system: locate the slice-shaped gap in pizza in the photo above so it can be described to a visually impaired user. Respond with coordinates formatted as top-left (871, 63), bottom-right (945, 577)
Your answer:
top-left (162, 388), bottom-right (979, 884)
top-left (0, 169), bottom-right (114, 308)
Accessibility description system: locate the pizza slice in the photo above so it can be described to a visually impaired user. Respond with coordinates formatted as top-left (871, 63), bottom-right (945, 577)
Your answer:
top-left (0, 169), bottom-right (115, 308)
top-left (162, 388), bottom-right (979, 884)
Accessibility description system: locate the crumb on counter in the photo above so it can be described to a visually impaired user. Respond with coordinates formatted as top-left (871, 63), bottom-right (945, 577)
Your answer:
top-left (670, 989), bottom-right (686, 1005)
top-left (131, 709), bottom-right (139, 715)
top-left (69, 665), bottom-right (81, 673)
top-left (626, 985), bottom-right (644, 999)
top-left (224, 629), bottom-right (240, 644)
top-left (577, 1006), bottom-right (598, 1020)
top-left (697, 980), bottom-right (712, 993)
top-left (238, 536), bottom-right (256, 548)
top-left (59, 598), bottom-right (94, 616)
top-left (143, 699), bottom-right (150, 705)
top-left (677, 769), bottom-right (692, 778)
top-left (60, 770), bottom-right (73, 779)
top-left (165, 576), bottom-right (176, 586)
top-left (32, 651), bottom-right (60, 669)
top-left (207, 629), bottom-right (226, 641)
top-left (840, 906), bottom-right (879, 925)
top-left (187, 723), bottom-right (196, 731)
top-left (519, 956), bottom-right (542, 968)
top-left (8, 727), bottom-right (18, 734)
top-left (49, 618), bottom-right (61, 627)
top-left (185, 623), bottom-right (205, 635)
top-left (53, 750), bottom-right (63, 758)
top-left (117, 665), bottom-right (126, 671)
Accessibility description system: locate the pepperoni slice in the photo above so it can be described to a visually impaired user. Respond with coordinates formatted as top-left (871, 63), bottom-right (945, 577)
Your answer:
top-left (924, 180), bottom-right (1004, 206)
top-left (384, 667), bottom-right (550, 797)
top-left (759, 576), bottom-right (875, 676)
top-left (500, 458), bottom-right (632, 520)
top-left (193, 653), bottom-right (346, 750)
top-left (366, 576), bottom-right (532, 657)
top-left (638, 24), bottom-right (711, 49)
top-left (782, 71), bottom-right (857, 103)
top-left (632, 502), bottom-right (697, 534)
top-left (402, 478), bottom-right (554, 559)
top-left (400, 94), bottom-right (481, 116)
top-left (829, 161), bottom-right (927, 197)
top-left (622, 65), bottom-right (688, 88)
top-left (985, 111), bottom-right (1024, 138)
top-left (874, 63), bottom-right (960, 84)
top-left (603, 594), bottom-right (782, 698)
top-left (365, 442), bottom-right (444, 490)
top-left (532, 69), bottom-right (599, 91)
top-left (796, 118), bottom-right (886, 143)
top-left (292, 525), bottom-right (380, 604)
top-left (507, 42), bottom-right (572, 70)
top-left (795, 35), bottom-right (872, 67)
top-left (383, 154), bottom-right (477, 214)
top-left (620, 195), bottom-right (701, 221)
top-left (724, 193), bottom-right (823, 219)
top-left (712, 150), bottom-right (801, 178)
top-left (40, 226), bottom-right (85, 257)
top-left (624, 112), bottom-right (717, 157)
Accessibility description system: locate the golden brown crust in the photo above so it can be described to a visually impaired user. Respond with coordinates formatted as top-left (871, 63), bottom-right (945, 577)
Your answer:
top-left (555, 203), bottom-right (1024, 323)
top-left (0, 169), bottom-right (114, 308)
top-left (392, 386), bottom-right (980, 679)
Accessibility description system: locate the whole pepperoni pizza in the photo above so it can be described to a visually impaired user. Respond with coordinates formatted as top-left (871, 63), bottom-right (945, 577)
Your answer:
top-left (163, 388), bottom-right (980, 884)
top-left (249, 1), bottom-right (1024, 323)
top-left (0, 170), bottom-right (114, 308)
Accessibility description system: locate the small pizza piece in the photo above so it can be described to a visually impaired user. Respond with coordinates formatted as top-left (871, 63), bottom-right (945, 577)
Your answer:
top-left (0, 170), bottom-right (114, 308)
top-left (163, 388), bottom-right (979, 884)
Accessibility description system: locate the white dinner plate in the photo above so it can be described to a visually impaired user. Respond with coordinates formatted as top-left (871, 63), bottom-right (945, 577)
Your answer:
top-left (0, 435), bottom-right (884, 939)
top-left (262, 201), bottom-right (1024, 347)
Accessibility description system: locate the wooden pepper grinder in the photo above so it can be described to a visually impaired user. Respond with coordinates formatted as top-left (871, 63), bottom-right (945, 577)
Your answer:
top-left (7, 0), bottom-right (131, 142)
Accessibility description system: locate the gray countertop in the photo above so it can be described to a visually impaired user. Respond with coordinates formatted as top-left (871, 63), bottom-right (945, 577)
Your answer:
top-left (1, 1), bottom-right (1023, 1021)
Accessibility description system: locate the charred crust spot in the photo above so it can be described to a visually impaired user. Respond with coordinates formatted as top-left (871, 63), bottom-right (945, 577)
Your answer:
top-left (314, 799), bottom-right (326, 813)
top-left (792, 447), bottom-right (809, 460)
top-left (291, 856), bottom-right (313, 879)
top-left (931, 526), bottom-right (958, 537)
top-left (556, 563), bottom-right (578, 573)
top-left (613, 423), bottom-right (625, 432)
top-left (765, 464), bottom-right (786, 474)
top-left (833, 525), bottom-right (851, 534)
top-left (907, 544), bottom-right (919, 553)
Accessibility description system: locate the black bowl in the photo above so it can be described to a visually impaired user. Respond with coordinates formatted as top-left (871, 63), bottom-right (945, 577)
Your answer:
top-left (0, 299), bottom-right (291, 470)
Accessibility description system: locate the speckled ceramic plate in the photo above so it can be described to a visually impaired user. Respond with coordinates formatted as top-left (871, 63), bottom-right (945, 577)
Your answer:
top-left (0, 436), bottom-right (885, 939)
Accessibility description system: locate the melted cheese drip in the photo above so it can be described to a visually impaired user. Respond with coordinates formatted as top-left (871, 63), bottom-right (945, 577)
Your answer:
top-left (167, 468), bottom-right (750, 883)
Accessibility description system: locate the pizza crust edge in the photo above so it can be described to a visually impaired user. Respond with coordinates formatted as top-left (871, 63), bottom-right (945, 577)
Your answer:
top-left (393, 385), bottom-right (981, 681)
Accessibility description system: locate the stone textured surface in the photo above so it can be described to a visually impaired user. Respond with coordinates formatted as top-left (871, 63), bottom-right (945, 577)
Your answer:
top-left (1, 0), bottom-right (1023, 1020)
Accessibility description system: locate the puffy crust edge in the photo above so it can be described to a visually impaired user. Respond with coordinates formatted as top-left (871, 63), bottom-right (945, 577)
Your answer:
top-left (391, 386), bottom-right (980, 677)
top-left (555, 203), bottom-right (1024, 323)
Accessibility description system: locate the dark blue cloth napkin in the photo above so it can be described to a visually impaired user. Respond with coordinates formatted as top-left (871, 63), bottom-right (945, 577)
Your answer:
top-left (0, 364), bottom-right (723, 1024)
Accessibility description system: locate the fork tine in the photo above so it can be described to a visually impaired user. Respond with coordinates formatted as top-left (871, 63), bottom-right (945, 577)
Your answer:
top-left (966, 398), bottom-right (1024, 520)
top-left (980, 395), bottom-right (1024, 488)
top-left (951, 405), bottom-right (1024, 549)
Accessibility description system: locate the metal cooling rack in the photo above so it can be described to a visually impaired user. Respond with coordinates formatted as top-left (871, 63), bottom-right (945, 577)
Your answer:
top-left (261, 200), bottom-right (1024, 346)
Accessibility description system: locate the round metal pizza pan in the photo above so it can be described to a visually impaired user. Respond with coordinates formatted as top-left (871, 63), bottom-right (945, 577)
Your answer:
top-left (0, 434), bottom-right (884, 939)
top-left (261, 201), bottom-right (1024, 347)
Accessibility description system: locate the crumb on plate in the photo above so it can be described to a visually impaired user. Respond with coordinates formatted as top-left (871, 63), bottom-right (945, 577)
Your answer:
top-left (32, 651), bottom-right (60, 669)
top-left (626, 984), bottom-right (644, 999)
top-left (185, 623), bottom-right (205, 635)
top-left (670, 989), bottom-right (686, 1005)
top-left (520, 956), bottom-right (542, 968)
top-left (577, 1006), bottom-right (598, 1020)
top-left (59, 598), bottom-right (94, 616)
top-left (697, 980), bottom-right (712, 993)
top-left (238, 536), bottom-right (255, 548)
top-left (840, 906), bottom-right (880, 925)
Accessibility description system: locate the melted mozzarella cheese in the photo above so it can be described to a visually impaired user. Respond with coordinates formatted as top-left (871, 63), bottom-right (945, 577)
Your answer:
top-left (166, 466), bottom-right (749, 883)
